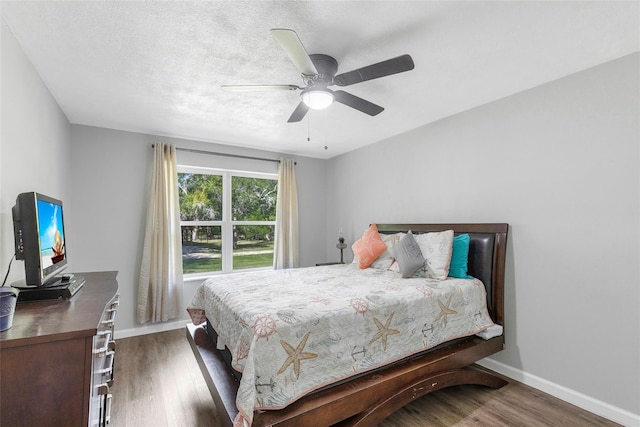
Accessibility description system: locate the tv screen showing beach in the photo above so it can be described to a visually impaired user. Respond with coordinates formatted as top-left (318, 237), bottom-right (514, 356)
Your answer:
top-left (37, 199), bottom-right (65, 269)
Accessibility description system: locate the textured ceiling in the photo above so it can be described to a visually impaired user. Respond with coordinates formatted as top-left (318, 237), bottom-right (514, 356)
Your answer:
top-left (2, 1), bottom-right (638, 159)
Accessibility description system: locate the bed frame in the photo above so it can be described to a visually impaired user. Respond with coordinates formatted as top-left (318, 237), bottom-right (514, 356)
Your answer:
top-left (187, 223), bottom-right (509, 426)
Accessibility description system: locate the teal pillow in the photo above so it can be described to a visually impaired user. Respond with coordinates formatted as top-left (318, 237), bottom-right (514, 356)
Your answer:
top-left (449, 233), bottom-right (472, 279)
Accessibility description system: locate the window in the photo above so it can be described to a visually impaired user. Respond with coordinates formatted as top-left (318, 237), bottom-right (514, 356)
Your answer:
top-left (178, 167), bottom-right (278, 276)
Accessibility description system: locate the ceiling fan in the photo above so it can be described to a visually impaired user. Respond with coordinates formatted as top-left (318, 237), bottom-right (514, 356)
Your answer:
top-left (222, 29), bottom-right (415, 122)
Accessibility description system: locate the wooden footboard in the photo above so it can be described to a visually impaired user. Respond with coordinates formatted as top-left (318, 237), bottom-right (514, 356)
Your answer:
top-left (187, 323), bottom-right (506, 427)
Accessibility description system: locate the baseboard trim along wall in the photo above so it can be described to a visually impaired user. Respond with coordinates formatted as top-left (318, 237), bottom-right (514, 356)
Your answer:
top-left (478, 358), bottom-right (640, 427)
top-left (116, 319), bottom-right (189, 339)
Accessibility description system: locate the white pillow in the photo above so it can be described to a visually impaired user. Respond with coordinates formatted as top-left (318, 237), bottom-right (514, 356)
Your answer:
top-left (370, 232), bottom-right (405, 270)
top-left (415, 230), bottom-right (454, 280)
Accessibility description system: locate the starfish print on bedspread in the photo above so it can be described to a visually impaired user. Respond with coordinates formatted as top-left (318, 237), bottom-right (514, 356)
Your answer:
top-left (434, 294), bottom-right (457, 326)
top-left (277, 332), bottom-right (318, 379)
top-left (369, 313), bottom-right (400, 351)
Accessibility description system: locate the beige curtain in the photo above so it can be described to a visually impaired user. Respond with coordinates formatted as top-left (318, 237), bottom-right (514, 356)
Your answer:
top-left (137, 143), bottom-right (183, 323)
top-left (273, 158), bottom-right (299, 269)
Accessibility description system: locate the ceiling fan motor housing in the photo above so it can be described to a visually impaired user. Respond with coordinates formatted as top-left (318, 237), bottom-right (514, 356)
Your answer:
top-left (306, 54), bottom-right (339, 86)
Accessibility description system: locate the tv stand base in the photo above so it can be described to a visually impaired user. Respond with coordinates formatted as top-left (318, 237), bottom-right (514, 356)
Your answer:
top-left (13, 275), bottom-right (85, 301)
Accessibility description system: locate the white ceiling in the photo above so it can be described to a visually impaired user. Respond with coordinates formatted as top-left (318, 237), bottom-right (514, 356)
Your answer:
top-left (2, 1), bottom-right (638, 159)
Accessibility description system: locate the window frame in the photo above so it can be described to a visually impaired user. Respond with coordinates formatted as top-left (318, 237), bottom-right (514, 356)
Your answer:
top-left (178, 165), bottom-right (277, 279)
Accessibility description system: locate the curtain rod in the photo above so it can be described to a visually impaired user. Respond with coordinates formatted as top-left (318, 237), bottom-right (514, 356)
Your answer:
top-left (152, 144), bottom-right (295, 164)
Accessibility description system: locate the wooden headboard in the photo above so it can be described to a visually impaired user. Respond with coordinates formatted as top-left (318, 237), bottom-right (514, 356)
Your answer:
top-left (376, 223), bottom-right (508, 326)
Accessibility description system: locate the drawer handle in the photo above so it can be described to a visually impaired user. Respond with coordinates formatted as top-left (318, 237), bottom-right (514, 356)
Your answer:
top-left (110, 297), bottom-right (120, 309)
top-left (96, 351), bottom-right (115, 376)
top-left (101, 309), bottom-right (118, 327)
top-left (94, 332), bottom-right (112, 357)
top-left (105, 393), bottom-right (113, 424)
top-left (97, 383), bottom-right (109, 395)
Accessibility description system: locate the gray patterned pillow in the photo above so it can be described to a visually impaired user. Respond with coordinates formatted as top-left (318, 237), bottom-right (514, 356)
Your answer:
top-left (394, 231), bottom-right (425, 278)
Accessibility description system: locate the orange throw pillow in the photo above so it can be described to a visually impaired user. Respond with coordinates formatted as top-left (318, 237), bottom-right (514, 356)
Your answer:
top-left (352, 224), bottom-right (387, 269)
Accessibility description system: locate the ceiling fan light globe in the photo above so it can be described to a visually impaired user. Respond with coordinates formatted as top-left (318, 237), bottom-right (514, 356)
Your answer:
top-left (301, 90), bottom-right (334, 110)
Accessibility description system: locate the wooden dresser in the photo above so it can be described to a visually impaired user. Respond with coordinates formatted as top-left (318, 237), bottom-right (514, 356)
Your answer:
top-left (0, 271), bottom-right (119, 427)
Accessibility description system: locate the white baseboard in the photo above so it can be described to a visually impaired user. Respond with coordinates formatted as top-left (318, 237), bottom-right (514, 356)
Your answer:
top-left (478, 358), bottom-right (640, 427)
top-left (115, 319), bottom-right (189, 339)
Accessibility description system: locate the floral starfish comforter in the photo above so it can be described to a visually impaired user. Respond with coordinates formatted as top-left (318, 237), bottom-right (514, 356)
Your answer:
top-left (187, 264), bottom-right (495, 426)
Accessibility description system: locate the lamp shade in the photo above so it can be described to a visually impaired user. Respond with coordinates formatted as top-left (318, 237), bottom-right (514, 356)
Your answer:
top-left (301, 88), bottom-right (334, 110)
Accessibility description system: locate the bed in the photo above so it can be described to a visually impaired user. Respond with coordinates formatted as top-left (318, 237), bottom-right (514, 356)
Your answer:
top-left (186, 223), bottom-right (509, 427)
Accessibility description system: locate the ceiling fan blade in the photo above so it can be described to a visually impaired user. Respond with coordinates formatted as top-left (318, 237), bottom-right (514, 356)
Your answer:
top-left (334, 90), bottom-right (384, 116)
top-left (271, 29), bottom-right (318, 76)
top-left (334, 54), bottom-right (415, 87)
top-left (221, 84), bottom-right (301, 92)
top-left (287, 102), bottom-right (309, 122)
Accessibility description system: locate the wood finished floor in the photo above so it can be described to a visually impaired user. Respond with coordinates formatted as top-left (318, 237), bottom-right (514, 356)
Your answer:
top-left (110, 329), bottom-right (620, 427)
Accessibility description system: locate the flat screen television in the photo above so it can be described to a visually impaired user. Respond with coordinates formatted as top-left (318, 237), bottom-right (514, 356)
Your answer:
top-left (12, 192), bottom-right (68, 287)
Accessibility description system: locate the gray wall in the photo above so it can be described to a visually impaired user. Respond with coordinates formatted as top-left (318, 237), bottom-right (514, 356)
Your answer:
top-left (326, 53), bottom-right (639, 418)
top-left (1, 19), bottom-right (72, 284)
top-left (69, 125), bottom-right (327, 333)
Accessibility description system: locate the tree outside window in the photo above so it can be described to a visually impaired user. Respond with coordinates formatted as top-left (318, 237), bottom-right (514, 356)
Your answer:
top-left (178, 169), bottom-right (277, 275)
